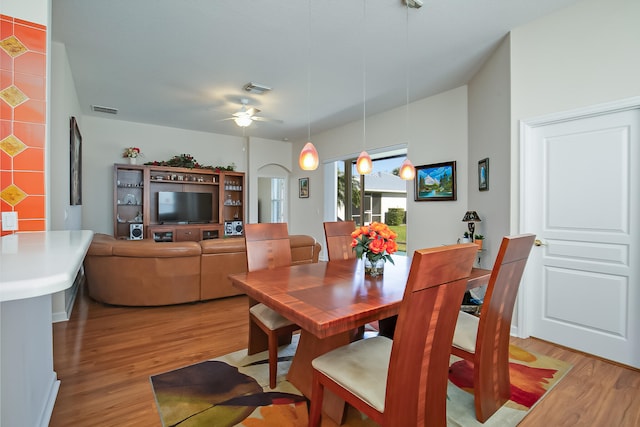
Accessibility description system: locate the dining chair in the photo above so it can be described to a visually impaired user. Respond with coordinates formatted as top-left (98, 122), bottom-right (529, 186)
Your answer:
top-left (323, 221), bottom-right (357, 261)
top-left (324, 220), bottom-right (370, 340)
top-left (244, 223), bottom-right (300, 389)
top-left (309, 243), bottom-right (478, 427)
top-left (451, 234), bottom-right (536, 422)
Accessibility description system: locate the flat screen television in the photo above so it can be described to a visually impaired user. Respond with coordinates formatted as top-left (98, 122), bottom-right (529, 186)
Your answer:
top-left (157, 191), bottom-right (212, 224)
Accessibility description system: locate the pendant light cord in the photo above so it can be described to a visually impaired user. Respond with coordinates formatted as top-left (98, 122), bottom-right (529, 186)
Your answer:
top-left (405, 3), bottom-right (410, 140)
top-left (307, 0), bottom-right (311, 142)
top-left (362, 0), bottom-right (367, 151)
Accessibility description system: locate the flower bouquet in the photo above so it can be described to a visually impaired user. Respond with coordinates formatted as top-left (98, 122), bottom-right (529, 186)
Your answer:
top-left (123, 147), bottom-right (142, 158)
top-left (351, 222), bottom-right (398, 276)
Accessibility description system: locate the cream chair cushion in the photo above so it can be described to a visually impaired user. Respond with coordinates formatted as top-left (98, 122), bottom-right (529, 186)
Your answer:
top-left (312, 336), bottom-right (392, 412)
top-left (452, 310), bottom-right (480, 353)
top-left (250, 303), bottom-right (295, 330)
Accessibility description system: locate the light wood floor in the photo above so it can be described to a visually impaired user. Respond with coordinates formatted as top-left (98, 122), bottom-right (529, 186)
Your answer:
top-left (51, 284), bottom-right (640, 426)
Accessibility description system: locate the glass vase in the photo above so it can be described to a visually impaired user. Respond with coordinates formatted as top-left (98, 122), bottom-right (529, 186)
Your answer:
top-left (364, 257), bottom-right (385, 277)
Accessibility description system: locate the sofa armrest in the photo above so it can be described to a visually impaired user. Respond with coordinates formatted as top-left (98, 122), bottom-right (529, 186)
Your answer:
top-left (290, 234), bottom-right (321, 265)
top-left (86, 233), bottom-right (116, 256)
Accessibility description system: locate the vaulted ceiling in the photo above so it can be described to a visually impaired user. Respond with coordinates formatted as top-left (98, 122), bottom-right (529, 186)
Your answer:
top-left (52, 0), bottom-right (582, 142)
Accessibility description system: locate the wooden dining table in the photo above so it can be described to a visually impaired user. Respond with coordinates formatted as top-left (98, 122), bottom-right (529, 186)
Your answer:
top-left (229, 256), bottom-right (491, 422)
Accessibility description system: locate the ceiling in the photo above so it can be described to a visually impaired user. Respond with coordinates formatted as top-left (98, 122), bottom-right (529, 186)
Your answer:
top-left (52, 0), bottom-right (582, 142)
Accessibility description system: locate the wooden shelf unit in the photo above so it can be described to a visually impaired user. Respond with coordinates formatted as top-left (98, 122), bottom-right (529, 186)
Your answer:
top-left (113, 164), bottom-right (244, 241)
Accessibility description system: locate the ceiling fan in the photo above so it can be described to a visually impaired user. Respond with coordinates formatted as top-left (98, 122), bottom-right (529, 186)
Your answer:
top-left (223, 98), bottom-right (283, 128)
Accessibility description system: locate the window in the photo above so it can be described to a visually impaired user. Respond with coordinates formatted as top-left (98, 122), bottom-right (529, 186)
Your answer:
top-left (334, 152), bottom-right (408, 254)
top-left (270, 178), bottom-right (286, 223)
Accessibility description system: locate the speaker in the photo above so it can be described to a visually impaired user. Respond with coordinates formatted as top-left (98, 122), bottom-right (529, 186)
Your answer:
top-left (224, 221), bottom-right (243, 236)
top-left (130, 223), bottom-right (144, 240)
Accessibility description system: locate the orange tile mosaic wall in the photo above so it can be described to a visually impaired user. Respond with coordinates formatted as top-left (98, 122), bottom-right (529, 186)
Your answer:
top-left (0, 14), bottom-right (47, 236)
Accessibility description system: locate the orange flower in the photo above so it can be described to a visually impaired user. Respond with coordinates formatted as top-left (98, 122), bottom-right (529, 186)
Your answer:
top-left (369, 238), bottom-right (386, 254)
top-left (351, 221), bottom-right (397, 265)
top-left (386, 240), bottom-right (398, 254)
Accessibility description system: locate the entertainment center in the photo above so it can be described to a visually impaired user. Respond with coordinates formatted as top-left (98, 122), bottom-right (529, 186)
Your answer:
top-left (113, 163), bottom-right (245, 241)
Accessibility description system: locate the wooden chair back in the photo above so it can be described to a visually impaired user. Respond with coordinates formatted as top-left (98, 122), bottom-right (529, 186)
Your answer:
top-left (467, 233), bottom-right (535, 420)
top-left (323, 221), bottom-right (356, 261)
top-left (244, 223), bottom-right (292, 272)
top-left (383, 243), bottom-right (478, 425)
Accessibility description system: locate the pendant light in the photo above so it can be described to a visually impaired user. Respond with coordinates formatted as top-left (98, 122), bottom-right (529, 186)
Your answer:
top-left (399, 2), bottom-right (416, 181)
top-left (356, 0), bottom-right (372, 176)
top-left (299, 0), bottom-right (319, 171)
top-left (399, 158), bottom-right (415, 180)
top-left (299, 142), bottom-right (319, 170)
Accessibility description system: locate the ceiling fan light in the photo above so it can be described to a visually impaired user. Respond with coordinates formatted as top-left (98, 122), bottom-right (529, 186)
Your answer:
top-left (356, 151), bottom-right (372, 175)
top-left (399, 158), bottom-right (416, 180)
top-left (234, 116), bottom-right (252, 127)
top-left (299, 142), bottom-right (319, 170)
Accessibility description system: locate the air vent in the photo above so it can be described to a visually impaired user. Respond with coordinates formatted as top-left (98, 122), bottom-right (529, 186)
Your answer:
top-left (91, 105), bottom-right (118, 114)
top-left (243, 82), bottom-right (272, 95)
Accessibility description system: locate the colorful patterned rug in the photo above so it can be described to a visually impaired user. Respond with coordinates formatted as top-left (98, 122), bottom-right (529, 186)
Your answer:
top-left (150, 335), bottom-right (571, 426)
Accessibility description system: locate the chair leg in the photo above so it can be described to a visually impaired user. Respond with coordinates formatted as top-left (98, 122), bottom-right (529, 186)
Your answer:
top-left (309, 372), bottom-right (324, 427)
top-left (475, 362), bottom-right (510, 422)
top-left (268, 331), bottom-right (278, 389)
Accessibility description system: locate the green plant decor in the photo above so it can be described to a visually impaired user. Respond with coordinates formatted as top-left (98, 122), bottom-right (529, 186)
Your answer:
top-left (145, 154), bottom-right (235, 171)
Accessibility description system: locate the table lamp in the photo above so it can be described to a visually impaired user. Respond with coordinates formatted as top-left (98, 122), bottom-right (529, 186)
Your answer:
top-left (462, 211), bottom-right (481, 241)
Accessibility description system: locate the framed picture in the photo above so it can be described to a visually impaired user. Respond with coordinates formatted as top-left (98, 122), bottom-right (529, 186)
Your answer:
top-left (70, 116), bottom-right (82, 205)
top-left (478, 157), bottom-right (489, 191)
top-left (299, 177), bottom-right (309, 198)
top-left (414, 161), bottom-right (457, 201)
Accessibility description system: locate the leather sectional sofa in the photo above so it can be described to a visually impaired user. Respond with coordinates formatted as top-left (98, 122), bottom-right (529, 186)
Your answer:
top-left (84, 233), bottom-right (321, 306)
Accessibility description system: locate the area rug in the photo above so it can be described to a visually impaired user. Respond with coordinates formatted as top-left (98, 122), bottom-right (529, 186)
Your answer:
top-left (150, 335), bottom-right (571, 426)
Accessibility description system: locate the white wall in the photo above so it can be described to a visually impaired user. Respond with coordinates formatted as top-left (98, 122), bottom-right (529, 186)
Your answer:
top-left (467, 36), bottom-right (511, 268)
top-left (0, 0), bottom-right (48, 23)
top-left (290, 86), bottom-right (470, 254)
top-left (50, 41), bottom-right (83, 232)
top-left (80, 116), bottom-right (247, 234)
top-left (510, 0), bottom-right (640, 231)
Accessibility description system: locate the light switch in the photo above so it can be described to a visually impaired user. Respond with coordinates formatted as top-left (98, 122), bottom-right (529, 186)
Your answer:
top-left (2, 211), bottom-right (18, 231)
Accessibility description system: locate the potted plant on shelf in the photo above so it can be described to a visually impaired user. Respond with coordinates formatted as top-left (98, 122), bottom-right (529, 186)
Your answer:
top-left (123, 147), bottom-right (142, 164)
top-left (461, 232), bottom-right (472, 243)
top-left (474, 234), bottom-right (485, 249)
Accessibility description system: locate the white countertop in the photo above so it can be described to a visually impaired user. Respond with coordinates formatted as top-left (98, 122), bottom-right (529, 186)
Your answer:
top-left (0, 230), bottom-right (94, 302)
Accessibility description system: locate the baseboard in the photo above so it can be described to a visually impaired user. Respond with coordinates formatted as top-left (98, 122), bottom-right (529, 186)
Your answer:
top-left (37, 375), bottom-right (60, 427)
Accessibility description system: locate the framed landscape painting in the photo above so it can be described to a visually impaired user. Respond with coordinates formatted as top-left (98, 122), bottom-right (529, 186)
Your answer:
top-left (478, 157), bottom-right (489, 191)
top-left (299, 177), bottom-right (309, 198)
top-left (414, 161), bottom-right (456, 201)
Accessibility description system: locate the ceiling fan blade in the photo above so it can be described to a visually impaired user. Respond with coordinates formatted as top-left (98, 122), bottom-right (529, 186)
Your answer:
top-left (252, 116), bottom-right (284, 124)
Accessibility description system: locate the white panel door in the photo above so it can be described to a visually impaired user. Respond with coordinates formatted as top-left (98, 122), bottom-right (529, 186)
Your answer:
top-left (521, 100), bottom-right (639, 368)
